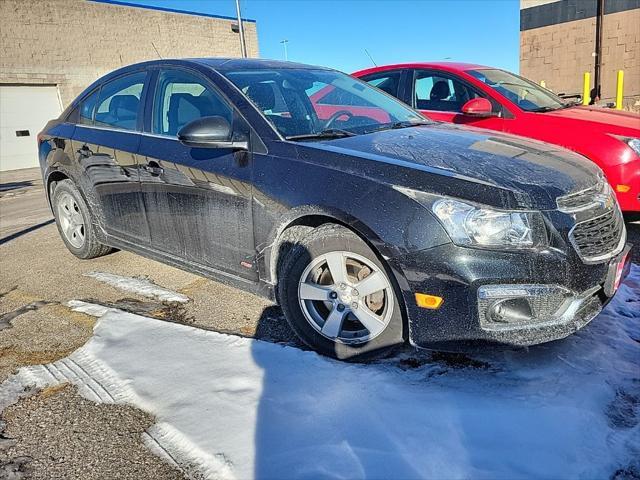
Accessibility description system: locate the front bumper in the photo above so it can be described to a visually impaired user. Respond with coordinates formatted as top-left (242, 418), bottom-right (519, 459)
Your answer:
top-left (390, 242), bottom-right (632, 349)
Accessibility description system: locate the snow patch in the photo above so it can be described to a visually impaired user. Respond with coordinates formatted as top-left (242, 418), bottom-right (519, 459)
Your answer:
top-left (67, 299), bottom-right (118, 317)
top-left (84, 272), bottom-right (190, 303)
top-left (1, 266), bottom-right (639, 479)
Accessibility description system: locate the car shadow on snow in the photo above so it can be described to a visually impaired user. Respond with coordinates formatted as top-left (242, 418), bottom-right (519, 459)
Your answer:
top-left (249, 240), bottom-right (640, 478)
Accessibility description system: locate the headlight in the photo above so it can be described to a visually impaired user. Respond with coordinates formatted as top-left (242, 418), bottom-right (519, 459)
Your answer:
top-left (627, 138), bottom-right (640, 156)
top-left (432, 199), bottom-right (547, 249)
top-left (612, 135), bottom-right (640, 157)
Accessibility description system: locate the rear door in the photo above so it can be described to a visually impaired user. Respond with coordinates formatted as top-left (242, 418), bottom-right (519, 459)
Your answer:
top-left (138, 67), bottom-right (256, 280)
top-left (71, 71), bottom-right (150, 243)
top-left (410, 69), bottom-right (506, 130)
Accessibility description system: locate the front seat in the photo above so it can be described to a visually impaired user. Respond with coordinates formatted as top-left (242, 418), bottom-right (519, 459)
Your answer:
top-left (423, 80), bottom-right (457, 112)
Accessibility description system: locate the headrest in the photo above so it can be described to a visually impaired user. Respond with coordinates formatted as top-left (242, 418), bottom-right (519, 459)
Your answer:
top-left (109, 95), bottom-right (139, 119)
top-left (430, 81), bottom-right (451, 101)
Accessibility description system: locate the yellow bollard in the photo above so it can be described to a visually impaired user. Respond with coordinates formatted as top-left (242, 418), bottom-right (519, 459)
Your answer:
top-left (582, 72), bottom-right (590, 105)
top-left (616, 70), bottom-right (624, 110)
top-left (540, 80), bottom-right (546, 88)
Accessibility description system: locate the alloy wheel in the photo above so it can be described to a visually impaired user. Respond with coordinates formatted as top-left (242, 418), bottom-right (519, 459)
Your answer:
top-left (298, 251), bottom-right (394, 344)
top-left (57, 191), bottom-right (86, 249)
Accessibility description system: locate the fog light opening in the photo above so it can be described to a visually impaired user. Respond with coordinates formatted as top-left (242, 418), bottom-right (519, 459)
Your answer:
top-left (488, 298), bottom-right (534, 324)
top-left (478, 284), bottom-right (573, 329)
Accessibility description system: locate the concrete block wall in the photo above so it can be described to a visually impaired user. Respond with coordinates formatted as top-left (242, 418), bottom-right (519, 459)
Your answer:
top-left (520, 1), bottom-right (640, 110)
top-left (0, 0), bottom-right (259, 107)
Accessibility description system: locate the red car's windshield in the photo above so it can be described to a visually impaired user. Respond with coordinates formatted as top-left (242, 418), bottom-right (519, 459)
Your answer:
top-left (468, 68), bottom-right (567, 112)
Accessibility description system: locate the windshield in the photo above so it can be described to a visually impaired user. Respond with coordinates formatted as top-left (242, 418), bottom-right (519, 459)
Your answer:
top-left (468, 68), bottom-right (567, 112)
top-left (222, 68), bottom-right (427, 139)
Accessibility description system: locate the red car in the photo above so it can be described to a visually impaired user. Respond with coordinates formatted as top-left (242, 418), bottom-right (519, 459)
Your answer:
top-left (350, 63), bottom-right (640, 213)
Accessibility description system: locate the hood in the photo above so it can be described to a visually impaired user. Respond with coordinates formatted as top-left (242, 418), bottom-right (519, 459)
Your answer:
top-left (302, 123), bottom-right (602, 209)
top-left (540, 106), bottom-right (640, 135)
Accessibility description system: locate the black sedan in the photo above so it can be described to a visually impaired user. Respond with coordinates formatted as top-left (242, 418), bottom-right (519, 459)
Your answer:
top-left (38, 58), bottom-right (630, 360)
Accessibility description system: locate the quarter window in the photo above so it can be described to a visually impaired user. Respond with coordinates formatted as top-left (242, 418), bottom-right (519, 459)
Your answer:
top-left (78, 89), bottom-right (99, 125)
top-left (153, 69), bottom-right (232, 136)
top-left (94, 72), bottom-right (146, 131)
top-left (414, 71), bottom-right (481, 112)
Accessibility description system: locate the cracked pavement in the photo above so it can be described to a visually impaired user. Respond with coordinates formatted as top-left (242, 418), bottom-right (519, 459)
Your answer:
top-left (0, 168), bottom-right (295, 479)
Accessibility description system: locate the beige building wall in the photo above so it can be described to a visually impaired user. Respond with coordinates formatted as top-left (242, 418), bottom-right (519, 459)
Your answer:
top-left (520, 5), bottom-right (639, 110)
top-left (0, 0), bottom-right (259, 107)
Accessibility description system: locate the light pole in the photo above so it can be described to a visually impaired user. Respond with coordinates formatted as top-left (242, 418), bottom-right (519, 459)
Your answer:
top-left (280, 39), bottom-right (289, 61)
top-left (235, 0), bottom-right (247, 58)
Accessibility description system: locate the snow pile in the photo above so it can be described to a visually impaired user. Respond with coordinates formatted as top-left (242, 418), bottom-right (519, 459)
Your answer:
top-left (2, 267), bottom-right (639, 479)
top-left (84, 272), bottom-right (189, 303)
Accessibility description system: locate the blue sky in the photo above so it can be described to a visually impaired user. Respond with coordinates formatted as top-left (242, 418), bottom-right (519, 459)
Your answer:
top-left (101, 0), bottom-right (521, 73)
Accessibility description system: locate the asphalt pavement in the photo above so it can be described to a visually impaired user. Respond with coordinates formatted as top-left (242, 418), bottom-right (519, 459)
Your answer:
top-left (0, 166), bottom-right (638, 479)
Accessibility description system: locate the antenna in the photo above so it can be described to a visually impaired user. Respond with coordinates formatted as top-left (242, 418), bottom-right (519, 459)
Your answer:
top-left (151, 42), bottom-right (163, 60)
top-left (280, 39), bottom-right (289, 61)
top-left (364, 49), bottom-right (377, 67)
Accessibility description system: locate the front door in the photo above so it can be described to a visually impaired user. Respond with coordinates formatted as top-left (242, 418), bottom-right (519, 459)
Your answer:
top-left (138, 68), bottom-right (256, 280)
top-left (71, 71), bottom-right (150, 243)
top-left (411, 70), bottom-right (506, 130)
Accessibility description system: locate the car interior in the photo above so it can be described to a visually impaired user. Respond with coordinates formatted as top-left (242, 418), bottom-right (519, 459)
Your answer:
top-left (415, 75), bottom-right (478, 112)
top-left (94, 94), bottom-right (140, 130)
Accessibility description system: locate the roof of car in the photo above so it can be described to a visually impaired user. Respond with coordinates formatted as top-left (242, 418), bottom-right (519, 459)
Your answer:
top-left (352, 62), bottom-right (491, 77)
top-left (191, 58), bottom-right (332, 71)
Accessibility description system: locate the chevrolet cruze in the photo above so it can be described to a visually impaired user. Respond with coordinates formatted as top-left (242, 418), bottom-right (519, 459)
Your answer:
top-left (38, 59), bottom-right (631, 360)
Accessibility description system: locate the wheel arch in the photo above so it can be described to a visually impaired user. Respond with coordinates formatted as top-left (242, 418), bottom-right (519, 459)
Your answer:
top-left (264, 206), bottom-right (397, 285)
top-left (264, 207), bottom-right (411, 339)
top-left (45, 169), bottom-right (71, 210)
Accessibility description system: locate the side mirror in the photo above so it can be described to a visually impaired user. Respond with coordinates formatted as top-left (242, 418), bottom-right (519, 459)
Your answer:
top-left (177, 116), bottom-right (248, 150)
top-left (461, 98), bottom-right (495, 117)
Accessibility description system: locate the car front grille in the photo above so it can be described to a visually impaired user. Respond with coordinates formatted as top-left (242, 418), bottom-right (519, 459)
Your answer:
top-left (556, 182), bottom-right (604, 212)
top-left (569, 208), bottom-right (625, 263)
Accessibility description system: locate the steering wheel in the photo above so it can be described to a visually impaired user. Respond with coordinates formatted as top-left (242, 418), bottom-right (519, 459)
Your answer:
top-left (324, 110), bottom-right (354, 129)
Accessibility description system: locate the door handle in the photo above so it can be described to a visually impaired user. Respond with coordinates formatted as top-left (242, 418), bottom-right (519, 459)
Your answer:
top-left (143, 161), bottom-right (164, 176)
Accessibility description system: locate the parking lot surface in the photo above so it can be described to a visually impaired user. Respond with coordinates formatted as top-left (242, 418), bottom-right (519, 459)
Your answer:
top-left (1, 168), bottom-right (639, 479)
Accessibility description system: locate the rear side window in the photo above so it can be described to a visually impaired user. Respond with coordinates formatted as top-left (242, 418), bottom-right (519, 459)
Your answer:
top-left (94, 72), bottom-right (146, 131)
top-left (314, 86), bottom-right (377, 107)
top-left (153, 69), bottom-right (232, 136)
top-left (361, 70), bottom-right (402, 98)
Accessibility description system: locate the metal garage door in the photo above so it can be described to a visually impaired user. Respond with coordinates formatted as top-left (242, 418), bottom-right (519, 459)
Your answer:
top-left (0, 85), bottom-right (63, 172)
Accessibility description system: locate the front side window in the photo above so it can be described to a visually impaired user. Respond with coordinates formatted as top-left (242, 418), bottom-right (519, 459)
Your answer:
top-left (468, 68), bottom-right (565, 112)
top-left (414, 71), bottom-right (481, 112)
top-left (153, 69), bottom-right (232, 136)
top-left (95, 72), bottom-right (146, 131)
top-left (223, 68), bottom-right (426, 139)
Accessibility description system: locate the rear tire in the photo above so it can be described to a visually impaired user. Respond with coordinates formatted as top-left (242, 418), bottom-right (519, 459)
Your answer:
top-left (278, 224), bottom-right (404, 361)
top-left (52, 179), bottom-right (113, 259)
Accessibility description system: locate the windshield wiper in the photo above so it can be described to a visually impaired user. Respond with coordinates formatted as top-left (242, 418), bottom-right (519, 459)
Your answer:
top-left (366, 120), bottom-right (431, 134)
top-left (286, 128), bottom-right (356, 141)
top-left (529, 106), bottom-right (562, 113)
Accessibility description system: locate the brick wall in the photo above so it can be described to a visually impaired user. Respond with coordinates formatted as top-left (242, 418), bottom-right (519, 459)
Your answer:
top-left (520, 7), bottom-right (640, 110)
top-left (0, 0), bottom-right (259, 106)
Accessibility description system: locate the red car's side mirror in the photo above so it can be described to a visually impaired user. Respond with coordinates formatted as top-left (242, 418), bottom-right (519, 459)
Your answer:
top-left (461, 98), bottom-right (495, 117)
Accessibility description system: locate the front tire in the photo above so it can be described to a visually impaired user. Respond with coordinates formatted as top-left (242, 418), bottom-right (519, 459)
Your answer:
top-left (52, 179), bottom-right (112, 259)
top-left (278, 224), bottom-right (404, 361)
